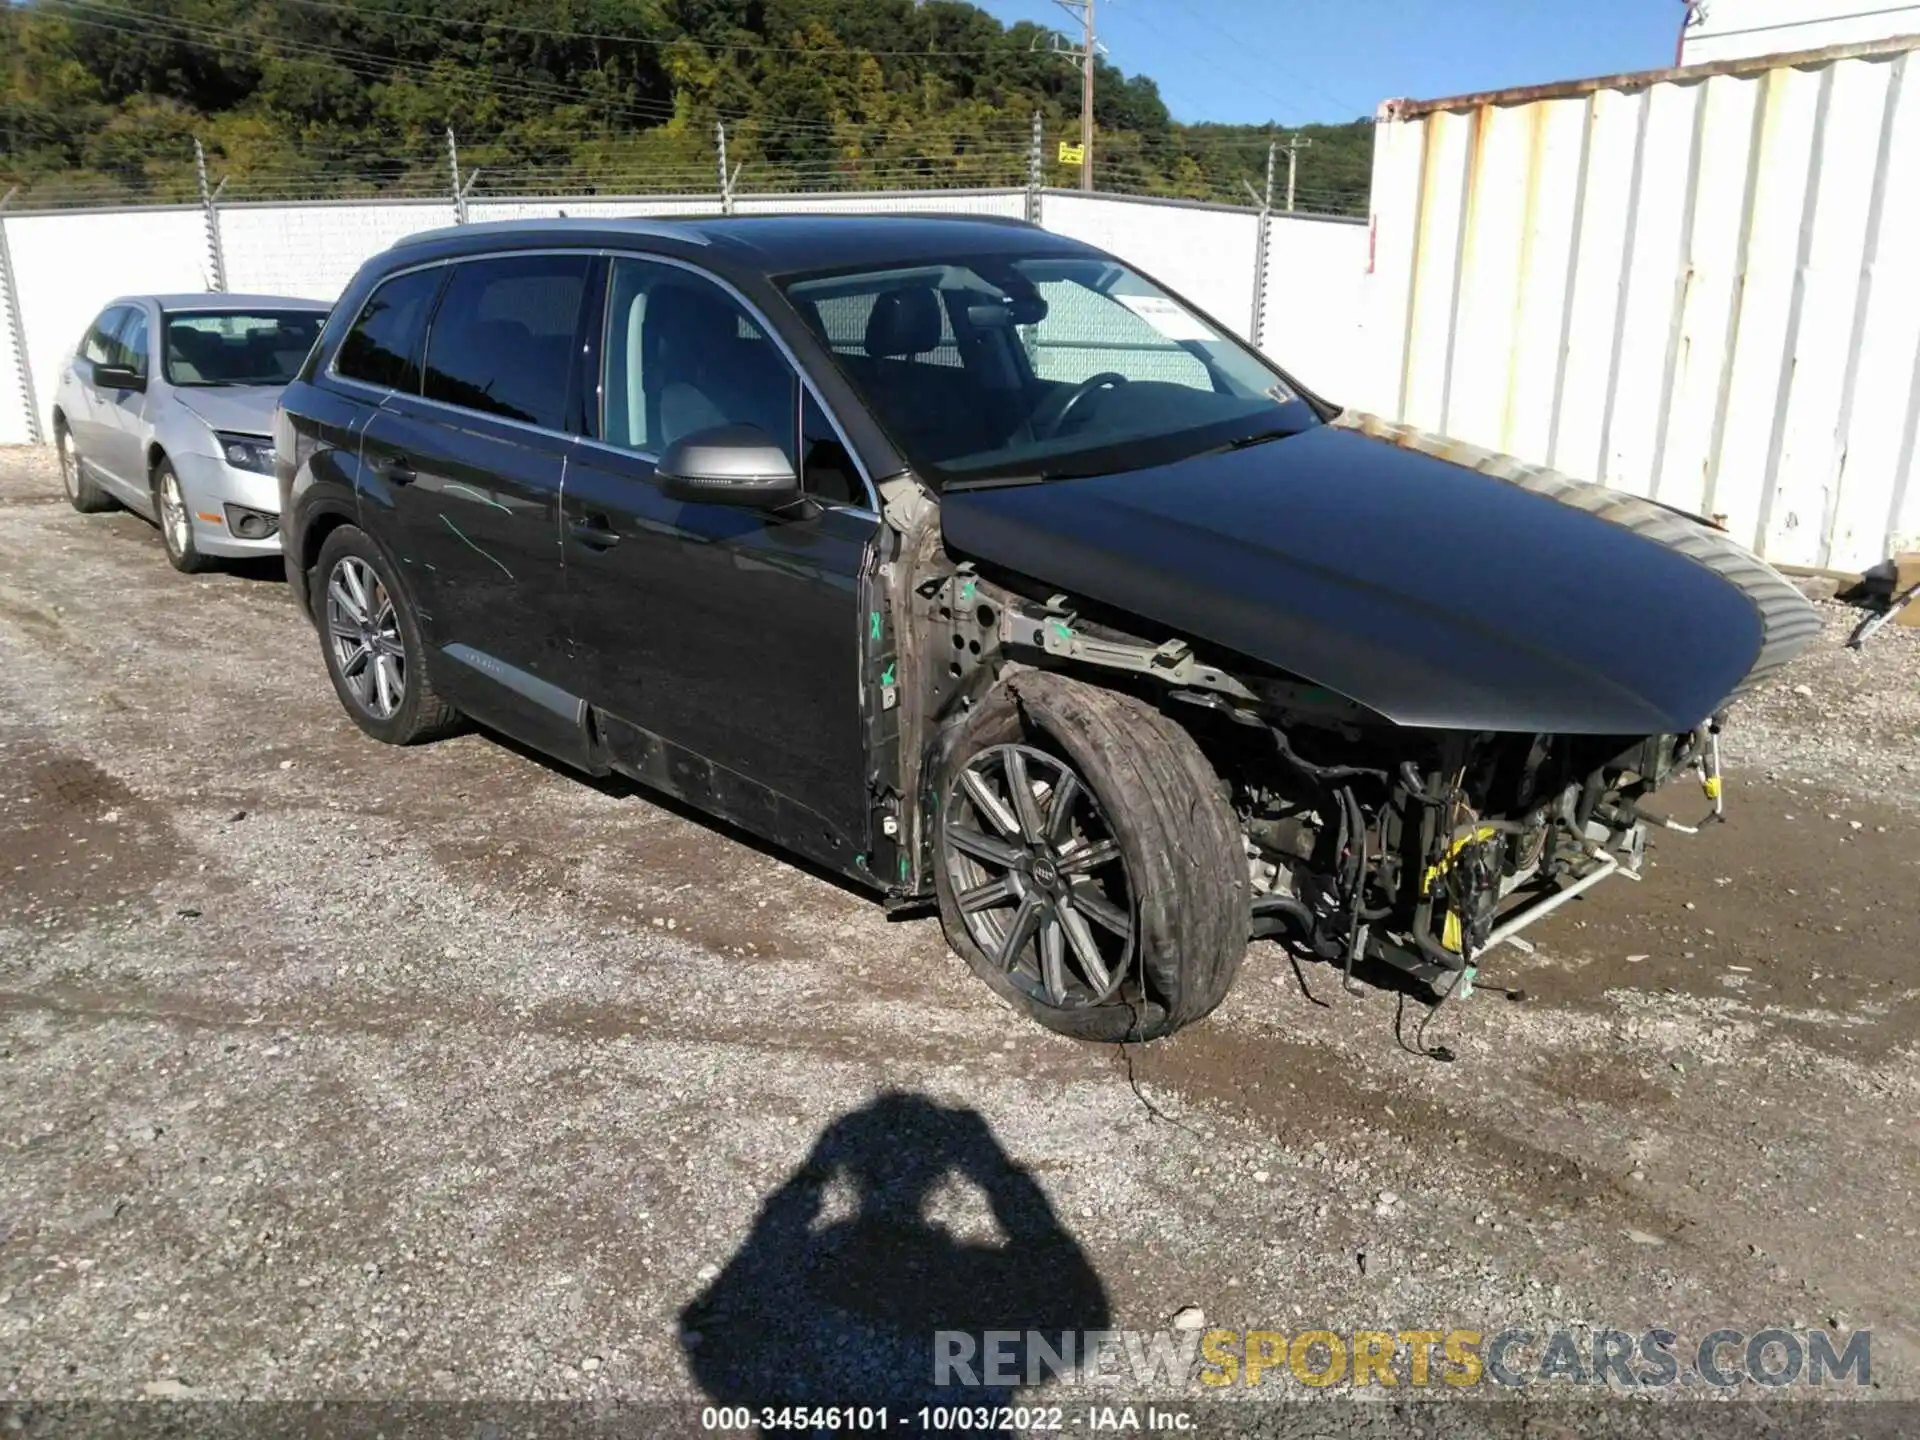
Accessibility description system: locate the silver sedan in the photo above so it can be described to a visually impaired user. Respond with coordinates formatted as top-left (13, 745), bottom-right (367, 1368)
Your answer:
top-left (52, 293), bottom-right (331, 572)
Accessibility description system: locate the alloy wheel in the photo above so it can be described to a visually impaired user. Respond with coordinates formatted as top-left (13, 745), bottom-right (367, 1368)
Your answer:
top-left (326, 556), bottom-right (406, 720)
top-left (58, 432), bottom-right (77, 501)
top-left (941, 743), bottom-right (1135, 1010)
top-left (159, 470), bottom-right (191, 559)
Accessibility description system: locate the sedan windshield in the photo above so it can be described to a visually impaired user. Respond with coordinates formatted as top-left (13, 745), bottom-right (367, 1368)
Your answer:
top-left (782, 254), bottom-right (1316, 487)
top-left (163, 310), bottom-right (326, 387)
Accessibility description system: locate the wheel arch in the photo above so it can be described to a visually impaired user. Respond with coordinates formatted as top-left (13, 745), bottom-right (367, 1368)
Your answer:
top-left (294, 504), bottom-right (358, 618)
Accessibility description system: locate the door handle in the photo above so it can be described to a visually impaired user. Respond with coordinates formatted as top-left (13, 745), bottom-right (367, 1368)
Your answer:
top-left (381, 456), bottom-right (417, 485)
top-left (569, 516), bottom-right (621, 550)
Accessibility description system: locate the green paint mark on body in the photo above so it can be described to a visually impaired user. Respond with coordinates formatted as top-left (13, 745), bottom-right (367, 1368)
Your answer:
top-left (870, 611), bottom-right (883, 641)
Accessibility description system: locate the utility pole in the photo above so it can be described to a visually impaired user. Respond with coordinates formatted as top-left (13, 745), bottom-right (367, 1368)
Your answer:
top-left (1280, 133), bottom-right (1312, 213)
top-left (1052, 0), bottom-right (1098, 192)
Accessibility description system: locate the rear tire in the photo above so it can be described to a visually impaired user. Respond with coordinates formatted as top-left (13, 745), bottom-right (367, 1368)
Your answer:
top-left (932, 670), bottom-right (1249, 1042)
top-left (57, 423), bottom-right (114, 514)
top-left (154, 458), bottom-right (217, 574)
top-left (314, 525), bottom-right (460, 746)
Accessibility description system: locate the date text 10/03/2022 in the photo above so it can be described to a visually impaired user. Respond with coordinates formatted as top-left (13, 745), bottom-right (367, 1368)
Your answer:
top-left (699, 1407), bottom-right (1194, 1431)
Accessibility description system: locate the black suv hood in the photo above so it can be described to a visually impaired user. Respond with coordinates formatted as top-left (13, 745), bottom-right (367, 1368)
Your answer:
top-left (941, 414), bottom-right (1820, 735)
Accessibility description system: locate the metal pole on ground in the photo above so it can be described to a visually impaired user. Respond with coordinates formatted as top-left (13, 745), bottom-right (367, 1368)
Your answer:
top-left (0, 188), bottom-right (42, 445)
top-left (716, 122), bottom-right (734, 216)
top-left (193, 139), bottom-right (228, 292)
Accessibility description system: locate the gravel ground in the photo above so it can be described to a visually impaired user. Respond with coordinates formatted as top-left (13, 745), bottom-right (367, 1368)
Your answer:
top-left (3, 444), bottom-right (1919, 1432)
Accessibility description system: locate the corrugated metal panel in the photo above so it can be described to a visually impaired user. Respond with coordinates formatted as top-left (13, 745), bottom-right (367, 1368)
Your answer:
top-left (1684, 0), bottom-right (1920, 66)
top-left (1368, 38), bottom-right (1920, 572)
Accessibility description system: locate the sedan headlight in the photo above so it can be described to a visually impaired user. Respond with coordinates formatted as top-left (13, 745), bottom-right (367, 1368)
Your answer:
top-left (217, 432), bottom-right (276, 475)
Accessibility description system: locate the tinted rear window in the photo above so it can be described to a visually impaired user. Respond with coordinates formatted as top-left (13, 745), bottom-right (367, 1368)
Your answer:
top-left (335, 268), bottom-right (442, 391)
top-left (422, 254), bottom-right (591, 430)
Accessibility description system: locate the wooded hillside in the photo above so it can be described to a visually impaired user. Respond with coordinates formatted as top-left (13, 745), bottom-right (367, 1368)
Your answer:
top-left (0, 0), bottom-right (1373, 212)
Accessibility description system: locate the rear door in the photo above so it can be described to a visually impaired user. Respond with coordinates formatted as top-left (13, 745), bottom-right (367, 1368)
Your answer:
top-left (363, 250), bottom-right (595, 763)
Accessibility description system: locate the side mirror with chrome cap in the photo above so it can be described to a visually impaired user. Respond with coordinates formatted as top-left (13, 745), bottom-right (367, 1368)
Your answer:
top-left (656, 424), bottom-right (801, 509)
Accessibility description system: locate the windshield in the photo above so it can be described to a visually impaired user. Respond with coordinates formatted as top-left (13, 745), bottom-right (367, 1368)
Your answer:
top-left (782, 254), bottom-right (1315, 487)
top-left (162, 310), bottom-right (326, 387)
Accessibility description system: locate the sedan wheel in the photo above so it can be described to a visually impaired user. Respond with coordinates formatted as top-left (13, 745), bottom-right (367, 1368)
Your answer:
top-left (326, 555), bottom-right (407, 721)
top-left (154, 459), bottom-right (214, 573)
top-left (942, 743), bottom-right (1134, 1010)
top-left (57, 425), bottom-right (113, 514)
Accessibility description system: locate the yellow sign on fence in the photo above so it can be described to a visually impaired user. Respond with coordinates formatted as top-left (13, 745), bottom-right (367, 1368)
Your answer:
top-left (1058, 141), bottom-right (1085, 166)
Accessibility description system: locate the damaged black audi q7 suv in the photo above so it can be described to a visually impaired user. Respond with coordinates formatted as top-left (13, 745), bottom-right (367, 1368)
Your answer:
top-left (276, 214), bottom-right (1818, 1041)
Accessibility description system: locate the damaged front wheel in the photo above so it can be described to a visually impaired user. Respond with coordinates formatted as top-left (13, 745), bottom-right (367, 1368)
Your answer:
top-left (933, 673), bottom-right (1248, 1042)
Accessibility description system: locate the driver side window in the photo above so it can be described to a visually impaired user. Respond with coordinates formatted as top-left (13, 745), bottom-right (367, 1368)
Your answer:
top-left (81, 307), bottom-right (129, 366)
top-left (601, 257), bottom-right (797, 468)
top-left (116, 309), bottom-right (151, 379)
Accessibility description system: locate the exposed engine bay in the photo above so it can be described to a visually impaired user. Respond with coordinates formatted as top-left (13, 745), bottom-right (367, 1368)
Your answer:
top-left (886, 542), bottom-right (1727, 1002)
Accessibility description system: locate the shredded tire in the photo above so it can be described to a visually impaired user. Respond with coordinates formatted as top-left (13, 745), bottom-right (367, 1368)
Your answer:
top-left (932, 670), bottom-right (1249, 1042)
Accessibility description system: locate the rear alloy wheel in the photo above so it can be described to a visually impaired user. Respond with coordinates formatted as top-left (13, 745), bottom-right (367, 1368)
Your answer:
top-left (933, 671), bottom-right (1249, 1042)
top-left (154, 459), bottom-right (215, 573)
top-left (313, 525), bottom-right (459, 746)
top-left (57, 424), bottom-right (113, 514)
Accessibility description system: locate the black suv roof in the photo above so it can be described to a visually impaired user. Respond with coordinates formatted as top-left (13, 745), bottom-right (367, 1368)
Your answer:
top-left (390, 212), bottom-right (1100, 274)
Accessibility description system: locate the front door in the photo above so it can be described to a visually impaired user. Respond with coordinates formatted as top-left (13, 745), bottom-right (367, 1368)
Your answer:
top-left (96, 304), bottom-right (154, 491)
top-left (361, 252), bottom-right (595, 764)
top-left (560, 255), bottom-right (878, 871)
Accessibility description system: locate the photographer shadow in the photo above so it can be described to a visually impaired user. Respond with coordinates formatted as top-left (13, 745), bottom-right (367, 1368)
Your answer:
top-left (682, 1091), bottom-right (1109, 1432)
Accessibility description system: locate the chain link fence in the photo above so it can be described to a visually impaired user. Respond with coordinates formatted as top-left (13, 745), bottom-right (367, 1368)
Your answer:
top-left (0, 126), bottom-right (1374, 447)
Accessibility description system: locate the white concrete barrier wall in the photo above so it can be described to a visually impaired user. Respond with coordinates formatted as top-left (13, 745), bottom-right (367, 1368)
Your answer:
top-left (4, 207), bottom-right (209, 444)
top-left (0, 186), bottom-right (1372, 448)
top-left (1261, 214), bottom-right (1371, 401)
top-left (735, 189), bottom-right (1028, 218)
top-left (1367, 39), bottom-right (1920, 571)
top-left (1040, 191), bottom-right (1262, 341)
top-left (221, 200), bottom-right (457, 300)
